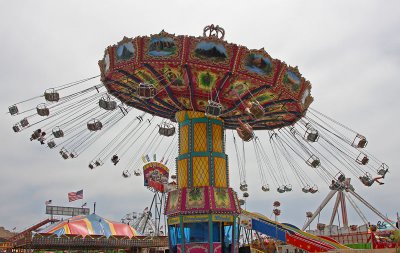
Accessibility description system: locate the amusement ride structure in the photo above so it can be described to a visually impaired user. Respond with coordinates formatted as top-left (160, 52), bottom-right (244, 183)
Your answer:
top-left (8, 25), bottom-right (396, 252)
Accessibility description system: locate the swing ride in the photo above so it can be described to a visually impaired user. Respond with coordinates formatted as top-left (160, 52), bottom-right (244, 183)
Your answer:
top-left (7, 25), bottom-right (393, 252)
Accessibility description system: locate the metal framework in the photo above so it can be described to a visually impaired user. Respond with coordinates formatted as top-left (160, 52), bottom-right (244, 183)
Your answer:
top-left (302, 177), bottom-right (398, 231)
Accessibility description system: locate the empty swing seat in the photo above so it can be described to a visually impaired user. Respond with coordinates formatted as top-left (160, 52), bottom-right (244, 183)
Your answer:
top-left (133, 170), bottom-right (141, 176)
top-left (138, 83), bottom-right (156, 99)
top-left (47, 140), bottom-right (56, 149)
top-left (8, 105), bottom-right (19, 115)
top-left (306, 155), bottom-right (320, 168)
top-left (36, 104), bottom-right (50, 116)
top-left (52, 127), bottom-right (64, 138)
top-left (158, 123), bottom-right (175, 136)
top-left (99, 97), bottom-right (117, 110)
top-left (44, 89), bottom-right (60, 102)
top-left (377, 163), bottom-right (389, 177)
top-left (87, 119), bottom-right (103, 131)
top-left (205, 100), bottom-right (222, 117)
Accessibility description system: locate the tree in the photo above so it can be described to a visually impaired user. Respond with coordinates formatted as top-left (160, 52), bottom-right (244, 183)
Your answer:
top-left (392, 230), bottom-right (400, 253)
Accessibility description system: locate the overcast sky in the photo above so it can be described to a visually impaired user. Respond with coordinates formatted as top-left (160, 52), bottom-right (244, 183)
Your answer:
top-left (1, 0), bottom-right (399, 232)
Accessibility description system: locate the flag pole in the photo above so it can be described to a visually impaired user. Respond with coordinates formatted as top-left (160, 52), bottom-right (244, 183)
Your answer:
top-left (94, 202), bottom-right (96, 214)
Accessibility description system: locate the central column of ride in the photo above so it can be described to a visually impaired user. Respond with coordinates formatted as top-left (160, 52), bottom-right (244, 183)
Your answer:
top-left (166, 111), bottom-right (240, 253)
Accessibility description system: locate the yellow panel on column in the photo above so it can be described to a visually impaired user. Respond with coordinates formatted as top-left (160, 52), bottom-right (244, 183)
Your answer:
top-left (194, 123), bottom-right (207, 152)
top-left (178, 158), bottom-right (188, 188)
top-left (214, 157), bottom-right (227, 187)
top-left (192, 156), bottom-right (209, 187)
top-left (212, 124), bottom-right (223, 152)
top-left (180, 124), bottom-right (189, 154)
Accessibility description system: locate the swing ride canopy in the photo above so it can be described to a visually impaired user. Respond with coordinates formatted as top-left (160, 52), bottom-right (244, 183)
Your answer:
top-left (8, 25), bottom-right (389, 197)
top-left (98, 25), bottom-right (313, 130)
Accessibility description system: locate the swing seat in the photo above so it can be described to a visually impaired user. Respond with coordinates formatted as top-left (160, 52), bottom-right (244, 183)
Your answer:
top-left (284, 184), bottom-right (292, 192)
top-left (243, 192), bottom-right (249, 198)
top-left (357, 138), bottom-right (367, 148)
top-left (134, 170), bottom-right (141, 176)
top-left (239, 199), bottom-right (245, 206)
top-left (47, 140), bottom-right (56, 149)
top-left (44, 89), bottom-right (60, 102)
top-left (306, 212), bottom-right (313, 218)
top-left (249, 101), bottom-right (264, 119)
top-left (377, 167), bottom-right (389, 177)
top-left (87, 119), bottom-right (103, 131)
top-left (261, 185), bottom-right (270, 192)
top-left (94, 159), bottom-right (103, 167)
top-left (8, 105), bottom-right (19, 115)
top-left (329, 181), bottom-right (341, 190)
top-left (306, 155), bottom-right (320, 168)
top-left (273, 201), bottom-right (281, 207)
top-left (99, 97), bottom-right (117, 110)
top-left (70, 151), bottom-right (78, 158)
top-left (306, 132), bottom-right (319, 142)
top-left (60, 149), bottom-right (69, 160)
top-left (273, 209), bottom-right (281, 216)
top-left (138, 83), bottom-right (156, 99)
top-left (277, 186), bottom-right (285, 193)
top-left (359, 175), bottom-right (373, 187)
top-left (302, 186), bottom-right (310, 193)
top-left (337, 173), bottom-right (346, 182)
top-left (111, 155), bottom-right (119, 165)
top-left (88, 162), bottom-right (95, 170)
top-left (37, 107), bottom-right (50, 116)
top-left (12, 124), bottom-right (21, 132)
top-left (20, 118), bottom-right (29, 128)
top-left (122, 170), bottom-right (131, 178)
top-left (52, 127), bottom-right (64, 138)
top-left (240, 184), bottom-right (248, 192)
top-left (205, 100), bottom-right (222, 117)
top-left (309, 186), bottom-right (318, 193)
top-left (159, 123), bottom-right (175, 136)
top-left (356, 153), bottom-right (369, 165)
top-left (352, 134), bottom-right (368, 148)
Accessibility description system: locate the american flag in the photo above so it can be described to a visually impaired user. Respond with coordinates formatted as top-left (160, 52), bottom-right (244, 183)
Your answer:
top-left (68, 190), bottom-right (83, 202)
